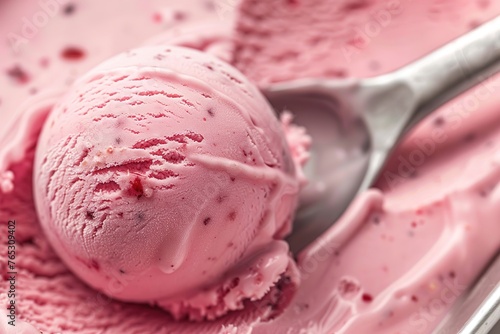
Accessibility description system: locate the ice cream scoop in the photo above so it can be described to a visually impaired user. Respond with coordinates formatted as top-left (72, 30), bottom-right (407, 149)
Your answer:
top-left (264, 15), bottom-right (500, 253)
top-left (33, 45), bottom-right (308, 321)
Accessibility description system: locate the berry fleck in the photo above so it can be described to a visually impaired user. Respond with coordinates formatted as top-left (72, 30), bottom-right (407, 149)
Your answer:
top-left (128, 177), bottom-right (144, 198)
top-left (361, 293), bottom-right (373, 303)
top-left (86, 211), bottom-right (95, 220)
top-left (434, 117), bottom-right (445, 127)
top-left (63, 3), bottom-right (76, 15)
top-left (228, 211), bottom-right (237, 221)
top-left (174, 11), bottom-right (186, 21)
top-left (203, 217), bottom-right (211, 225)
top-left (90, 259), bottom-right (100, 271)
top-left (185, 131), bottom-right (204, 142)
top-left (230, 277), bottom-right (240, 289)
top-left (61, 47), bottom-right (86, 61)
top-left (152, 13), bottom-right (162, 23)
top-left (343, 1), bottom-right (369, 11)
top-left (7, 65), bottom-right (30, 84)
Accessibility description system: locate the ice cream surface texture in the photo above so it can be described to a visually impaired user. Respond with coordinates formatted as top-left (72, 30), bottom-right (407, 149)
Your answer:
top-left (33, 45), bottom-right (303, 321)
top-left (1, 0), bottom-right (500, 333)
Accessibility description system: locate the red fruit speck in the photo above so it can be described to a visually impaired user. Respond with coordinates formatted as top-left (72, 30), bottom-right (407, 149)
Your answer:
top-left (63, 3), bottom-right (76, 15)
top-left (152, 12), bottom-right (162, 23)
top-left (185, 131), bottom-right (204, 142)
top-left (7, 65), bottom-right (30, 84)
top-left (86, 211), bottom-right (95, 220)
top-left (90, 259), bottom-right (100, 271)
top-left (343, 0), bottom-right (369, 11)
top-left (411, 295), bottom-right (419, 302)
top-left (434, 117), bottom-right (445, 127)
top-left (228, 211), bottom-right (237, 221)
top-left (411, 221), bottom-right (417, 228)
top-left (174, 11), bottom-right (186, 21)
top-left (416, 209), bottom-right (424, 215)
top-left (230, 277), bottom-right (240, 289)
top-left (61, 47), bottom-right (85, 61)
top-left (361, 293), bottom-right (373, 303)
top-left (128, 177), bottom-right (144, 198)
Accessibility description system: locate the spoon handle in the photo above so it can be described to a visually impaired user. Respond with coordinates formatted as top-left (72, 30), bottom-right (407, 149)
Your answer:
top-left (395, 16), bottom-right (500, 114)
top-left (358, 16), bottom-right (500, 191)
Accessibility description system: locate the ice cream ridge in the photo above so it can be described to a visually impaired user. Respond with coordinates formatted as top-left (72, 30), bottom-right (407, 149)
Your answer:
top-left (33, 45), bottom-right (310, 321)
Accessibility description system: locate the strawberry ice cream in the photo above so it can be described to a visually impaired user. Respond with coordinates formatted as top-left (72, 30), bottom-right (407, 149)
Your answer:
top-left (33, 45), bottom-right (305, 321)
top-left (1, 0), bottom-right (500, 333)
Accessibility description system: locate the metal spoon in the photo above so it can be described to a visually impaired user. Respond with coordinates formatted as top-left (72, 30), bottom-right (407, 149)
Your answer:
top-left (264, 16), bottom-right (500, 254)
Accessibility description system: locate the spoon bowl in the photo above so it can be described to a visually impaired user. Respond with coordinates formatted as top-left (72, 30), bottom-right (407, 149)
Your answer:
top-left (266, 85), bottom-right (370, 252)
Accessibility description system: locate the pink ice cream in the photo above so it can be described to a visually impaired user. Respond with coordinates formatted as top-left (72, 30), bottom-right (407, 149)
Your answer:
top-left (1, 0), bottom-right (500, 333)
top-left (33, 45), bottom-right (306, 321)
